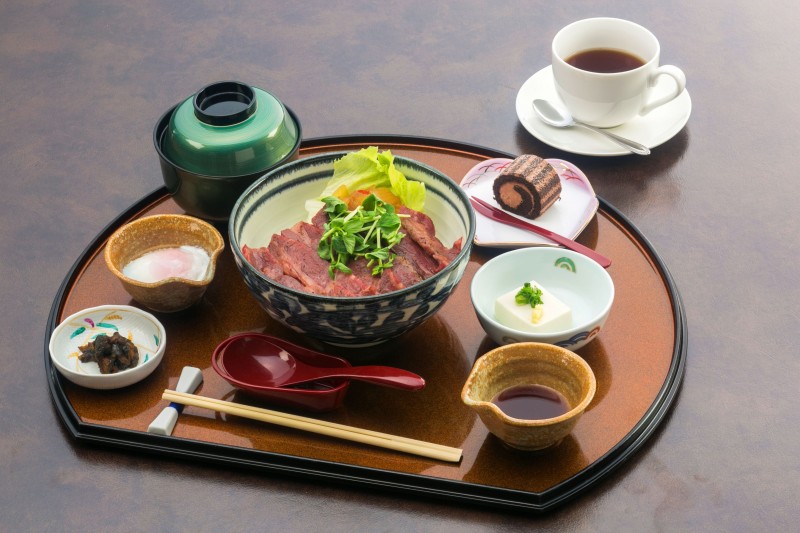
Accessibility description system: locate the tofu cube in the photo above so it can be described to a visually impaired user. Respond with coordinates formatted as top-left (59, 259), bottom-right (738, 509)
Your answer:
top-left (494, 280), bottom-right (572, 333)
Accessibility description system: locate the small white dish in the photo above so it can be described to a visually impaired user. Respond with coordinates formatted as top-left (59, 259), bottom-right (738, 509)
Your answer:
top-left (460, 157), bottom-right (598, 248)
top-left (49, 305), bottom-right (167, 389)
top-left (515, 65), bottom-right (692, 156)
top-left (470, 248), bottom-right (614, 351)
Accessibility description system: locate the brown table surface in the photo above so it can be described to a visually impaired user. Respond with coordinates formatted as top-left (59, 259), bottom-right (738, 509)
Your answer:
top-left (2, 1), bottom-right (797, 531)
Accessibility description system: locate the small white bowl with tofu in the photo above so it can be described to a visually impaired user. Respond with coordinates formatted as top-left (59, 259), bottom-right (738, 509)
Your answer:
top-left (470, 247), bottom-right (614, 350)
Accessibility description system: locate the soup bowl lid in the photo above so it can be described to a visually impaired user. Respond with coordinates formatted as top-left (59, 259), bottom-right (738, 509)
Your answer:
top-left (162, 81), bottom-right (299, 178)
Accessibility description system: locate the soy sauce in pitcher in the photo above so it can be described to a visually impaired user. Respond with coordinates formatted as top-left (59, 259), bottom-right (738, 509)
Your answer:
top-left (492, 384), bottom-right (570, 420)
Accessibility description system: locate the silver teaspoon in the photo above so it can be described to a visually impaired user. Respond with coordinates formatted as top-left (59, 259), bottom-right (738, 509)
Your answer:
top-left (532, 99), bottom-right (651, 155)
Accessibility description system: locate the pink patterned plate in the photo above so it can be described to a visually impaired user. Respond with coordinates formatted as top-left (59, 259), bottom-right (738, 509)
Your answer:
top-left (459, 158), bottom-right (599, 248)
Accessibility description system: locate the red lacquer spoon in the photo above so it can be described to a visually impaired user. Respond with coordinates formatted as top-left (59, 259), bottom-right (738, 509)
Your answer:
top-left (220, 335), bottom-right (425, 391)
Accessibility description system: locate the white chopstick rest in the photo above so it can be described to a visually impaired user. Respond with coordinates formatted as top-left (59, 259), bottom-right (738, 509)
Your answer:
top-left (148, 366), bottom-right (204, 435)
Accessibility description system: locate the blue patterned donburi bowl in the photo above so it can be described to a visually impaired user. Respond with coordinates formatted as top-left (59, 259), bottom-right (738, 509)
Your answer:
top-left (229, 151), bottom-right (476, 347)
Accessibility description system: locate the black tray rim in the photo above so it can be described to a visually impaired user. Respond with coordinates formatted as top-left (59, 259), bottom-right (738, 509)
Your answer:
top-left (44, 134), bottom-right (687, 513)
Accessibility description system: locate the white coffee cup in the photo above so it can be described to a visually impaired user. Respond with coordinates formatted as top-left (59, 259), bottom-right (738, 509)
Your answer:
top-left (551, 18), bottom-right (686, 128)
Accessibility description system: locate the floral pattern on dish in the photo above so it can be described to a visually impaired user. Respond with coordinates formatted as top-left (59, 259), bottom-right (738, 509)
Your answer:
top-left (48, 305), bottom-right (167, 389)
top-left (460, 158), bottom-right (599, 248)
top-left (63, 310), bottom-right (156, 371)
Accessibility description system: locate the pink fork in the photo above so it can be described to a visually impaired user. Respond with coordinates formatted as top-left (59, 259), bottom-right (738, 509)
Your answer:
top-left (469, 196), bottom-right (611, 268)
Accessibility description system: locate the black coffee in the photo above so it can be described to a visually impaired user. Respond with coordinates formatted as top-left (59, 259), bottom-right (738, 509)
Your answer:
top-left (565, 48), bottom-right (646, 73)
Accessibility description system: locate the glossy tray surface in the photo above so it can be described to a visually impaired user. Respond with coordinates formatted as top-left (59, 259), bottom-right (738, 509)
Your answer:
top-left (45, 135), bottom-right (686, 513)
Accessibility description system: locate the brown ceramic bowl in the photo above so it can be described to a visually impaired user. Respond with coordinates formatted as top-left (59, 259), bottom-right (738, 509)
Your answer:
top-left (461, 342), bottom-right (596, 451)
top-left (104, 214), bottom-right (224, 313)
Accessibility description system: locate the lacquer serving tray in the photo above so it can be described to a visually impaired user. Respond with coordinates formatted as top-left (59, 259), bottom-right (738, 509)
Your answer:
top-left (45, 135), bottom-right (686, 513)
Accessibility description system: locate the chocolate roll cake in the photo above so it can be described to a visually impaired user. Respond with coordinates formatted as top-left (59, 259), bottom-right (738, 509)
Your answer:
top-left (492, 155), bottom-right (561, 219)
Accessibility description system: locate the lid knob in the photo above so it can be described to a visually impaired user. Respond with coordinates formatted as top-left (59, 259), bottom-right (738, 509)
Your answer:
top-left (193, 81), bottom-right (257, 126)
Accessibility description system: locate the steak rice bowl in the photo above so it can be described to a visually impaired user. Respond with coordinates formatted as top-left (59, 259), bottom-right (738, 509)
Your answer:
top-left (229, 150), bottom-right (476, 348)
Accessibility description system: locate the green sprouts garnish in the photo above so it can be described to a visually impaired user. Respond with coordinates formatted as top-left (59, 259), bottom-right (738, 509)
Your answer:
top-left (317, 194), bottom-right (406, 279)
top-left (515, 282), bottom-right (543, 308)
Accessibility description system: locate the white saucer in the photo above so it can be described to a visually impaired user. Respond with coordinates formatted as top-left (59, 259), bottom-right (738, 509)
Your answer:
top-left (515, 65), bottom-right (692, 156)
top-left (460, 158), bottom-right (599, 248)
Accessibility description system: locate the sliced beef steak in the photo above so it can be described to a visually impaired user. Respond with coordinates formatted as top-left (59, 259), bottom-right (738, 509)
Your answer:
top-left (398, 207), bottom-right (462, 268)
top-left (242, 205), bottom-right (461, 296)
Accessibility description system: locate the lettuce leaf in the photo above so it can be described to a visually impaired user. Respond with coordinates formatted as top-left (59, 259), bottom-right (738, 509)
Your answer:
top-left (319, 147), bottom-right (426, 211)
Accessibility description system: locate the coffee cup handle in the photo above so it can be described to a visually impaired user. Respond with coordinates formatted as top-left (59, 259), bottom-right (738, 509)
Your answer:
top-left (641, 65), bottom-right (686, 115)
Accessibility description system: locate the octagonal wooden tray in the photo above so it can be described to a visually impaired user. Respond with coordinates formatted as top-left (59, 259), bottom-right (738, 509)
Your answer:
top-left (45, 135), bottom-right (686, 513)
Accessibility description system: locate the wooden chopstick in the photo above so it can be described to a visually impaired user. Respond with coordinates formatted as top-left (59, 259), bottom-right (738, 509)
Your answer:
top-left (162, 390), bottom-right (463, 463)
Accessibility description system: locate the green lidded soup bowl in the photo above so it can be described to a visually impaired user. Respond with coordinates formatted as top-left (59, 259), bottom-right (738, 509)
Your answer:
top-left (154, 81), bottom-right (301, 221)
